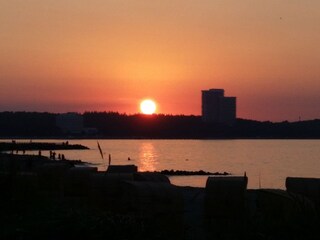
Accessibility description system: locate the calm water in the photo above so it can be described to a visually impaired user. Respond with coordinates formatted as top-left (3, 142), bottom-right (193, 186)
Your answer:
top-left (10, 139), bottom-right (320, 189)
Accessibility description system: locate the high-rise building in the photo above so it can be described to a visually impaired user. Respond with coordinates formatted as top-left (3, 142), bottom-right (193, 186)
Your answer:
top-left (202, 89), bottom-right (236, 125)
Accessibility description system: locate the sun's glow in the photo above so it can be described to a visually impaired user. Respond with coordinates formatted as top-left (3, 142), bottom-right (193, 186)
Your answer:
top-left (140, 99), bottom-right (157, 115)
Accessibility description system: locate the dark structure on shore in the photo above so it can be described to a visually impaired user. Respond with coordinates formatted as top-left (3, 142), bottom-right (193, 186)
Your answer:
top-left (55, 112), bottom-right (84, 134)
top-left (202, 89), bottom-right (236, 126)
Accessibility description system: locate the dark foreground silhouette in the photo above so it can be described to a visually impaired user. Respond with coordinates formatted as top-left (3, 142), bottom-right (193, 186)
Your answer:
top-left (0, 153), bottom-right (319, 240)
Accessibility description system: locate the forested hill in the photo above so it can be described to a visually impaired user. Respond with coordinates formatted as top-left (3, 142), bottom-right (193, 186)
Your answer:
top-left (0, 111), bottom-right (320, 139)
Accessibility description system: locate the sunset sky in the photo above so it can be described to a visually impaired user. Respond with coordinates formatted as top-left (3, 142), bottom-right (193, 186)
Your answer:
top-left (1, 1), bottom-right (320, 121)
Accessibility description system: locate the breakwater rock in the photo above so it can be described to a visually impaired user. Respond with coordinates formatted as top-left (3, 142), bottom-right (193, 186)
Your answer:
top-left (154, 169), bottom-right (230, 176)
top-left (0, 141), bottom-right (89, 151)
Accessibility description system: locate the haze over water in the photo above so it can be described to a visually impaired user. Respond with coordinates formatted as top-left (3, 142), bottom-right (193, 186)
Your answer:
top-left (16, 139), bottom-right (320, 189)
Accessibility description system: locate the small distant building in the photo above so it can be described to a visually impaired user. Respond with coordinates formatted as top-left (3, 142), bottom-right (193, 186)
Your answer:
top-left (83, 127), bottom-right (99, 136)
top-left (56, 113), bottom-right (84, 134)
top-left (202, 89), bottom-right (236, 125)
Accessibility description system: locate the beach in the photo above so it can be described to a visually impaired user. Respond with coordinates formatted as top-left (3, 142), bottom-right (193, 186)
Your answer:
top-left (1, 147), bottom-right (319, 239)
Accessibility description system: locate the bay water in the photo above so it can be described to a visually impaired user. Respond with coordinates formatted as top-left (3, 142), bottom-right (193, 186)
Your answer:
top-left (10, 139), bottom-right (320, 189)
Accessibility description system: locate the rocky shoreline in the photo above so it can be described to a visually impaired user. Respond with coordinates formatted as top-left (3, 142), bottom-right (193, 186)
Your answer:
top-left (0, 141), bottom-right (89, 152)
top-left (158, 169), bottom-right (230, 176)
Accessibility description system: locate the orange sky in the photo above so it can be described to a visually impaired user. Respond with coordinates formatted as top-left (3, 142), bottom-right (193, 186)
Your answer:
top-left (1, 1), bottom-right (320, 121)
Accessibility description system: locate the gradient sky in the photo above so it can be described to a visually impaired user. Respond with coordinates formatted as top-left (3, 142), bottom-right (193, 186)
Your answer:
top-left (1, 1), bottom-right (320, 121)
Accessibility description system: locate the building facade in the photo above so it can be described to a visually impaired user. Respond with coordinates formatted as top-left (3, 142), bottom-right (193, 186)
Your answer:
top-left (202, 89), bottom-right (236, 125)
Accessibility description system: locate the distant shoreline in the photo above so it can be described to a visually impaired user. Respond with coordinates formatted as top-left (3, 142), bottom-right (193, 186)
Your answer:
top-left (1, 112), bottom-right (320, 139)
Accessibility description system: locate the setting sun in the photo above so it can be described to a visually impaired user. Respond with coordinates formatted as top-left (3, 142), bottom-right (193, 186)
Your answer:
top-left (140, 99), bottom-right (157, 115)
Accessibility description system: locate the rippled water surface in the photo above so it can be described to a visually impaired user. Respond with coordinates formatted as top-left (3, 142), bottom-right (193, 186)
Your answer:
top-left (11, 139), bottom-right (320, 189)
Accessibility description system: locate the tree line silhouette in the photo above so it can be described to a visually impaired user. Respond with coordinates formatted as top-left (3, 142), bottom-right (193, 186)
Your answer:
top-left (0, 111), bottom-right (320, 138)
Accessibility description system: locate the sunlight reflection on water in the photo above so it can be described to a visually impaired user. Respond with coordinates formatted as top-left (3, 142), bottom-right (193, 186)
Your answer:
top-left (138, 142), bottom-right (158, 172)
